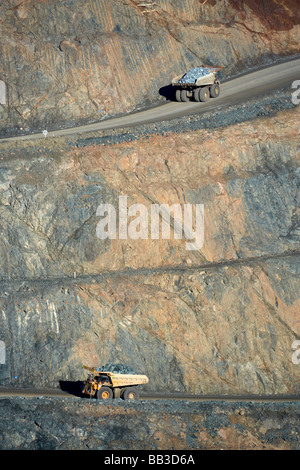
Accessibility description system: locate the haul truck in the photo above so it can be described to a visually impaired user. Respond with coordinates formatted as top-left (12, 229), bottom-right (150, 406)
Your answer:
top-left (82, 365), bottom-right (149, 400)
top-left (172, 65), bottom-right (222, 102)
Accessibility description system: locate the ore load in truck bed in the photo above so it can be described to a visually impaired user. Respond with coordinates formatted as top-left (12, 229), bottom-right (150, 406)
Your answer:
top-left (172, 65), bottom-right (222, 102)
top-left (177, 66), bottom-right (212, 84)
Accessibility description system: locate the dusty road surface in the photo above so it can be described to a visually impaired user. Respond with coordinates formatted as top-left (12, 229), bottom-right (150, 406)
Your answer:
top-left (0, 387), bottom-right (299, 402)
top-left (1, 57), bottom-right (300, 143)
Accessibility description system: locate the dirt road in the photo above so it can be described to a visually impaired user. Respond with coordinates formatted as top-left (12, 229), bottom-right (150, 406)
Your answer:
top-left (0, 387), bottom-right (299, 402)
top-left (1, 57), bottom-right (300, 143)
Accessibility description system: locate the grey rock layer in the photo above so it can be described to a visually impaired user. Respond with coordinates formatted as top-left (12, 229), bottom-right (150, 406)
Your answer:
top-left (0, 397), bottom-right (299, 450)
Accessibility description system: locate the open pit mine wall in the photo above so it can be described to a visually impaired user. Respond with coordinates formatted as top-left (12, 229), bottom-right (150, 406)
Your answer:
top-left (0, 105), bottom-right (299, 394)
top-left (0, 0), bottom-right (300, 133)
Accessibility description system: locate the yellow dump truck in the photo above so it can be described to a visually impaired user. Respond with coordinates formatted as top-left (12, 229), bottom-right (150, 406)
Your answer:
top-left (82, 365), bottom-right (149, 400)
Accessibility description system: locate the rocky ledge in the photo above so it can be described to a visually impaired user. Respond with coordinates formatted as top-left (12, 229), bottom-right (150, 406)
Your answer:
top-left (0, 396), bottom-right (299, 450)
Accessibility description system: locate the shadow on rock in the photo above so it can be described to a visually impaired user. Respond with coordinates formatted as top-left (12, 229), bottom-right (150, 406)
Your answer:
top-left (59, 380), bottom-right (86, 398)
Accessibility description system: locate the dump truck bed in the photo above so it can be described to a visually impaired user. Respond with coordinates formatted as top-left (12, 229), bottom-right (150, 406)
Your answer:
top-left (172, 65), bottom-right (222, 87)
top-left (108, 373), bottom-right (149, 387)
top-left (83, 365), bottom-right (149, 387)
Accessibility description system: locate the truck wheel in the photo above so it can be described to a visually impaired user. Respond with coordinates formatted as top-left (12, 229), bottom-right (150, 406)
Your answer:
top-left (97, 386), bottom-right (113, 400)
top-left (210, 84), bottom-right (220, 98)
top-left (193, 88), bottom-right (201, 102)
top-left (199, 86), bottom-right (210, 102)
top-left (175, 89), bottom-right (182, 102)
top-left (122, 387), bottom-right (140, 400)
top-left (180, 89), bottom-right (189, 102)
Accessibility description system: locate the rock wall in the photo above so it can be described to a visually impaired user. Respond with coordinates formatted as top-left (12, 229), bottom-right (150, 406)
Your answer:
top-left (0, 104), bottom-right (299, 394)
top-left (0, 0), bottom-right (299, 133)
top-left (1, 397), bottom-right (299, 450)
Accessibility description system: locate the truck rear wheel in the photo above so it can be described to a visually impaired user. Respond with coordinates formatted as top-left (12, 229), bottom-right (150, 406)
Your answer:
top-left (193, 88), bottom-right (201, 102)
top-left (210, 83), bottom-right (220, 98)
top-left (97, 386), bottom-right (113, 400)
top-left (175, 89), bottom-right (182, 102)
top-left (180, 89), bottom-right (189, 102)
top-left (122, 387), bottom-right (140, 400)
top-left (199, 86), bottom-right (210, 102)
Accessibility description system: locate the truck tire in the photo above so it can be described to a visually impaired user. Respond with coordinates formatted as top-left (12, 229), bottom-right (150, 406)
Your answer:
top-left (97, 386), bottom-right (113, 400)
top-left (193, 88), bottom-right (201, 102)
top-left (210, 83), bottom-right (220, 98)
top-left (175, 89), bottom-right (182, 102)
top-left (199, 86), bottom-right (210, 102)
top-left (122, 387), bottom-right (140, 400)
top-left (180, 89), bottom-right (189, 102)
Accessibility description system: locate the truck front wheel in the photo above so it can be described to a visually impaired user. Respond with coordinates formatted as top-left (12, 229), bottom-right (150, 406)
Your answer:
top-left (122, 387), bottom-right (140, 400)
top-left (97, 386), bottom-right (113, 400)
top-left (210, 83), bottom-right (220, 98)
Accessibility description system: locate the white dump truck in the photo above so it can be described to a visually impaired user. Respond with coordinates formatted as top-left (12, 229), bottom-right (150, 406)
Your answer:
top-left (172, 65), bottom-right (222, 102)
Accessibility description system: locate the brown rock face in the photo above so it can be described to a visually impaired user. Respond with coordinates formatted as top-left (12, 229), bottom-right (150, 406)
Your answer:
top-left (229, 0), bottom-right (300, 31)
top-left (0, 0), bottom-right (299, 133)
top-left (0, 105), bottom-right (299, 394)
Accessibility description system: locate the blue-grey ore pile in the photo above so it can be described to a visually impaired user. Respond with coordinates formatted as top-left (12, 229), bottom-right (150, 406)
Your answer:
top-left (95, 363), bottom-right (138, 374)
top-left (178, 67), bottom-right (211, 84)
